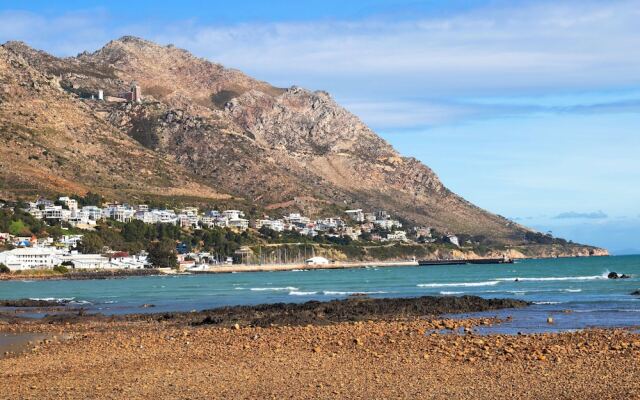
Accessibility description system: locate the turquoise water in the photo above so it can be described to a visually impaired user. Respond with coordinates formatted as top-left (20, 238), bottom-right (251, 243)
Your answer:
top-left (1, 255), bottom-right (639, 332)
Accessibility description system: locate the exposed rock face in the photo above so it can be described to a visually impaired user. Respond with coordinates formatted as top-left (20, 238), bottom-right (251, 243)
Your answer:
top-left (0, 37), bottom-right (607, 253)
top-left (0, 42), bottom-right (225, 200)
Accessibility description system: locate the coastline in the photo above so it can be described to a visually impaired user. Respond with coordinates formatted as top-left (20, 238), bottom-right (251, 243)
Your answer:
top-left (0, 250), bottom-right (610, 280)
top-left (1, 295), bottom-right (638, 399)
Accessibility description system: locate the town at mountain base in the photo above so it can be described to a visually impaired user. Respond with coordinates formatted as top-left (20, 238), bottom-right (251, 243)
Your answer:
top-left (0, 37), bottom-right (607, 259)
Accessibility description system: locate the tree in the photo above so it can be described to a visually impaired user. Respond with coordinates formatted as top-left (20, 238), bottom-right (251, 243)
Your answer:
top-left (8, 220), bottom-right (28, 236)
top-left (72, 192), bottom-right (103, 207)
top-left (122, 220), bottom-right (147, 243)
top-left (147, 239), bottom-right (178, 269)
top-left (0, 263), bottom-right (10, 273)
top-left (77, 232), bottom-right (105, 254)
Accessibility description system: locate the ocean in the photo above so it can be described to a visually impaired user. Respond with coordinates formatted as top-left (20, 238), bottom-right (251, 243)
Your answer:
top-left (1, 255), bottom-right (639, 334)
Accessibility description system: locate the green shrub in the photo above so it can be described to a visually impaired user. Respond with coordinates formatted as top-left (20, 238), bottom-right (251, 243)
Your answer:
top-left (0, 263), bottom-right (10, 273)
top-left (53, 265), bottom-right (69, 274)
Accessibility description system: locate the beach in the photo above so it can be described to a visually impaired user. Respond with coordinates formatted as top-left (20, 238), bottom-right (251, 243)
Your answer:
top-left (1, 311), bottom-right (638, 399)
top-left (2, 257), bottom-right (640, 399)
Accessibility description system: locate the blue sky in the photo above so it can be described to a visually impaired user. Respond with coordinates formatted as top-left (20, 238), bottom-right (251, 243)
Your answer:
top-left (1, 0), bottom-right (639, 254)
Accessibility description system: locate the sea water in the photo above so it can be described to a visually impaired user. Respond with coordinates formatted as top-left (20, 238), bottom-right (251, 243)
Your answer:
top-left (1, 255), bottom-right (639, 333)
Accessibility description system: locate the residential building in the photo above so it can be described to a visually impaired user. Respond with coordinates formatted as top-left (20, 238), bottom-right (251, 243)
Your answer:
top-left (58, 196), bottom-right (78, 211)
top-left (0, 247), bottom-right (61, 270)
top-left (345, 209), bottom-right (364, 222)
top-left (386, 231), bottom-right (408, 241)
top-left (60, 253), bottom-right (110, 269)
top-left (228, 218), bottom-right (249, 230)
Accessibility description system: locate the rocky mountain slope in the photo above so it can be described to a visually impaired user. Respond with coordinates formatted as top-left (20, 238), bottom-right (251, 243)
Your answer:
top-left (0, 37), bottom-right (605, 252)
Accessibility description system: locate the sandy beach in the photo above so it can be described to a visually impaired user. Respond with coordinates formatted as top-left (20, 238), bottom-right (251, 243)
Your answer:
top-left (1, 297), bottom-right (638, 399)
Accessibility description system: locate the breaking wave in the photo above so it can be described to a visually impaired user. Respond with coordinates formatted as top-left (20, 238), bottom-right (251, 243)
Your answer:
top-left (322, 290), bottom-right (387, 296)
top-left (250, 287), bottom-right (299, 292)
top-left (417, 281), bottom-right (499, 288)
top-left (496, 272), bottom-right (610, 282)
top-left (289, 291), bottom-right (318, 296)
top-left (28, 297), bottom-right (75, 302)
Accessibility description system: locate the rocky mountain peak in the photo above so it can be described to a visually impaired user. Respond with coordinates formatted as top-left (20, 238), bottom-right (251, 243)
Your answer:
top-left (0, 37), bottom-right (583, 248)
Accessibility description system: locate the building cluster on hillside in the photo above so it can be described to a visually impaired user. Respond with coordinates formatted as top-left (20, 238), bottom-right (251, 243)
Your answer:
top-left (22, 197), bottom-right (419, 243)
top-left (23, 197), bottom-right (250, 231)
top-left (0, 196), bottom-right (464, 272)
top-left (256, 209), bottom-right (409, 242)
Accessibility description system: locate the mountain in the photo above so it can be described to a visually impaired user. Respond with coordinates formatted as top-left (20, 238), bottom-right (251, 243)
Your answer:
top-left (0, 36), bottom-right (606, 255)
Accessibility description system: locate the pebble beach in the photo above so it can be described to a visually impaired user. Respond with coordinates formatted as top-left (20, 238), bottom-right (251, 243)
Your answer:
top-left (1, 298), bottom-right (639, 399)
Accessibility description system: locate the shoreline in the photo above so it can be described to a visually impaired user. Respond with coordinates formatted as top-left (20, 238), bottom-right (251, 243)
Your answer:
top-left (1, 301), bottom-right (638, 399)
top-left (0, 295), bottom-right (529, 326)
top-left (0, 253), bottom-right (612, 280)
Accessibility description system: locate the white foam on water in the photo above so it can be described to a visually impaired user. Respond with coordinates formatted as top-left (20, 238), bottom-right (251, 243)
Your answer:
top-left (250, 287), bottom-right (299, 292)
top-left (28, 297), bottom-right (75, 302)
top-left (497, 271), bottom-right (610, 282)
top-left (417, 281), bottom-right (499, 288)
top-left (69, 300), bottom-right (92, 305)
top-left (439, 291), bottom-right (464, 295)
top-left (564, 288), bottom-right (582, 293)
top-left (289, 291), bottom-right (318, 296)
top-left (322, 290), bottom-right (387, 296)
top-left (533, 301), bottom-right (563, 305)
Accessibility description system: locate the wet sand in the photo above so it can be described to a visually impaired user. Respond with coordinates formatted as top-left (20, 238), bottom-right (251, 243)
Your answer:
top-left (1, 296), bottom-right (638, 399)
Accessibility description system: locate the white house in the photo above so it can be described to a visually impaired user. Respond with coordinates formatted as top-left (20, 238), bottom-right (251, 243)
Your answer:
top-left (81, 206), bottom-right (103, 221)
top-left (228, 218), bottom-right (249, 230)
top-left (0, 247), bottom-right (61, 271)
top-left (257, 219), bottom-right (285, 232)
top-left (58, 196), bottom-right (78, 211)
top-left (60, 253), bottom-right (110, 269)
top-left (222, 210), bottom-right (244, 220)
top-left (305, 256), bottom-right (330, 265)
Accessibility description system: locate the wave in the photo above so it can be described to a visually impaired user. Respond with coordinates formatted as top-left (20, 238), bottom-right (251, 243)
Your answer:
top-left (29, 297), bottom-right (75, 302)
top-left (417, 281), bottom-right (499, 288)
top-left (250, 286), bottom-right (299, 292)
top-left (289, 291), bottom-right (318, 296)
top-left (564, 288), bottom-right (582, 293)
top-left (533, 301), bottom-right (563, 305)
top-left (69, 300), bottom-right (92, 305)
top-left (439, 291), bottom-right (464, 295)
top-left (322, 290), bottom-right (387, 296)
top-left (496, 272), bottom-right (609, 282)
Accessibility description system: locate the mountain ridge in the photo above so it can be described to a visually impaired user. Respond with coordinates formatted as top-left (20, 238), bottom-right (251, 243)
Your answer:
top-left (0, 36), bottom-right (606, 254)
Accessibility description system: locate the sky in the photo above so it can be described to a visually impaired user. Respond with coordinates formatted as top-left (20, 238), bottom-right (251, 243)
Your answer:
top-left (1, 0), bottom-right (639, 254)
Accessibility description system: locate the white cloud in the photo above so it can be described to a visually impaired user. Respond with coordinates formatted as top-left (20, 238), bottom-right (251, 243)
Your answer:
top-left (1, 0), bottom-right (639, 130)
top-left (149, 0), bottom-right (640, 96)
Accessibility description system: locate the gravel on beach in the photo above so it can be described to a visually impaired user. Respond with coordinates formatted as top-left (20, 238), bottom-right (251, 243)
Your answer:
top-left (1, 316), bottom-right (639, 399)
